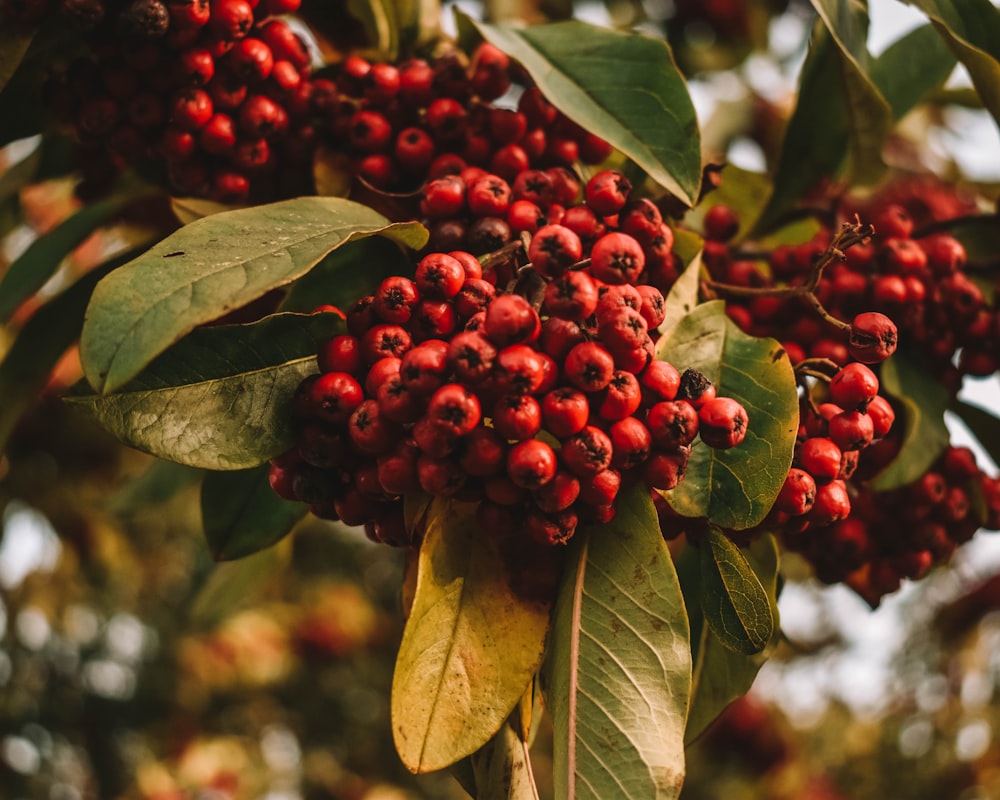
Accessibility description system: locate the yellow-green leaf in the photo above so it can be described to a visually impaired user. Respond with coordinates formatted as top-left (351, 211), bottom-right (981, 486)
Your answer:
top-left (392, 498), bottom-right (557, 773)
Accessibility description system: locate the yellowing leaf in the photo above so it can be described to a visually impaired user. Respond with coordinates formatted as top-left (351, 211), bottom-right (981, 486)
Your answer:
top-left (392, 499), bottom-right (557, 773)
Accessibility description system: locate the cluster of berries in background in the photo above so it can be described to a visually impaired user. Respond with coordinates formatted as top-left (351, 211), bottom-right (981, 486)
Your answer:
top-left (22, 0), bottom-right (320, 202)
top-left (327, 46), bottom-right (613, 197)
top-left (698, 195), bottom-right (1000, 604)
top-left (267, 169), bottom-right (750, 548)
top-left (702, 187), bottom-right (997, 386)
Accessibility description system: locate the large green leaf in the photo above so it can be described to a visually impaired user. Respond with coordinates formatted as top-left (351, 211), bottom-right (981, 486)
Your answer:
top-left (67, 312), bottom-right (341, 470)
top-left (907, 0), bottom-right (1000, 128)
top-left (279, 235), bottom-right (413, 313)
top-left (80, 197), bottom-right (427, 394)
top-left (753, 32), bottom-right (850, 234)
top-left (869, 353), bottom-right (951, 491)
top-left (0, 246), bottom-right (147, 453)
top-left (464, 16), bottom-right (701, 206)
top-left (656, 301), bottom-right (798, 529)
top-left (871, 24), bottom-right (957, 120)
top-left (0, 193), bottom-right (139, 322)
top-left (392, 498), bottom-right (557, 773)
top-left (699, 528), bottom-right (773, 655)
top-left (543, 485), bottom-right (690, 800)
top-left (952, 399), bottom-right (1000, 468)
top-left (201, 464), bottom-right (307, 561)
top-left (682, 534), bottom-right (780, 743)
top-left (809, 0), bottom-right (892, 182)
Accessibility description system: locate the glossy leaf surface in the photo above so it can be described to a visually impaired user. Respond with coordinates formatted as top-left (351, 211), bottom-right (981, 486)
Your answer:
top-left (699, 528), bottom-right (773, 655)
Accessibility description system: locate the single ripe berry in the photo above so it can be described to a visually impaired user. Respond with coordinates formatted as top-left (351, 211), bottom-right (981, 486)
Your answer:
top-left (507, 439), bottom-right (558, 489)
top-left (646, 400), bottom-right (699, 449)
top-left (703, 205), bottom-right (740, 242)
top-left (848, 312), bottom-right (898, 364)
top-left (698, 397), bottom-right (749, 449)
top-left (775, 468), bottom-right (817, 515)
top-left (561, 426), bottom-right (614, 477)
top-left (415, 253), bottom-right (465, 299)
top-left (589, 232), bottom-right (645, 285)
top-left (310, 371), bottom-right (364, 423)
top-left (426, 383), bottom-right (481, 436)
top-left (828, 362), bottom-right (880, 410)
top-left (528, 224), bottom-right (583, 279)
top-left (797, 437), bottom-right (842, 482)
top-left (585, 170), bottom-right (631, 216)
top-left (484, 294), bottom-right (541, 347)
top-left (564, 341), bottom-right (615, 392)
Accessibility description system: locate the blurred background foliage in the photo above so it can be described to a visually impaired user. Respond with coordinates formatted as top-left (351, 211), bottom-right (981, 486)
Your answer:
top-left (2, 0), bottom-right (1000, 797)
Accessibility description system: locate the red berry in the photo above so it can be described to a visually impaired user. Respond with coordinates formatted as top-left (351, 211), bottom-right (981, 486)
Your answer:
top-left (774, 468), bottom-right (816, 515)
top-left (848, 312), bottom-right (898, 363)
top-left (703, 205), bottom-right (740, 242)
top-left (585, 170), bottom-right (631, 216)
top-left (829, 362), bottom-right (879, 411)
top-left (698, 397), bottom-right (749, 449)
top-left (561, 425), bottom-right (613, 478)
top-left (508, 439), bottom-right (558, 489)
top-left (309, 371), bottom-right (364, 423)
top-left (646, 400), bottom-right (699, 448)
top-left (528, 224), bottom-right (583, 279)
top-left (564, 341), bottom-right (615, 392)
top-left (493, 394), bottom-right (542, 440)
top-left (609, 416), bottom-right (651, 469)
top-left (590, 232), bottom-right (645, 285)
top-left (543, 270), bottom-right (598, 321)
top-left (484, 294), bottom-right (541, 347)
top-left (415, 252), bottom-right (465, 299)
top-left (797, 437), bottom-right (842, 482)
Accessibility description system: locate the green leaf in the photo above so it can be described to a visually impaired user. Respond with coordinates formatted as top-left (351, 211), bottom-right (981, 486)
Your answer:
top-left (67, 312), bottom-right (342, 470)
top-left (470, 718), bottom-right (540, 800)
top-left (871, 24), bottom-right (957, 120)
top-left (808, 0), bottom-right (892, 182)
top-left (201, 464), bottom-right (306, 561)
top-left (952, 399), bottom-right (1000, 471)
top-left (392, 498), bottom-right (557, 773)
top-left (279, 235), bottom-right (413, 313)
top-left (80, 197), bottom-right (428, 394)
top-left (0, 246), bottom-right (146, 453)
top-left (699, 528), bottom-right (773, 655)
top-left (656, 301), bottom-right (798, 529)
top-left (0, 193), bottom-right (137, 322)
top-left (906, 0), bottom-right (1000, 128)
top-left (753, 31), bottom-right (851, 234)
top-left (543, 484), bottom-right (691, 800)
top-left (0, 23), bottom-right (36, 93)
top-left (464, 16), bottom-right (701, 206)
top-left (869, 353), bottom-right (951, 490)
top-left (682, 534), bottom-right (780, 743)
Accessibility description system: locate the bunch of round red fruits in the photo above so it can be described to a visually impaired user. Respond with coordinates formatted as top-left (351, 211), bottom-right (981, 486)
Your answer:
top-left (13, 0), bottom-right (1000, 603)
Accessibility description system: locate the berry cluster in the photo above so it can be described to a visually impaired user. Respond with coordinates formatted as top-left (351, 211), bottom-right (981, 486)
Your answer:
top-left (770, 360), bottom-right (894, 529)
top-left (31, 0), bottom-right (317, 201)
top-left (785, 445), bottom-right (1000, 604)
top-left (703, 195), bottom-right (995, 386)
top-left (325, 45), bottom-right (613, 195)
top-left (267, 169), bottom-right (751, 548)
